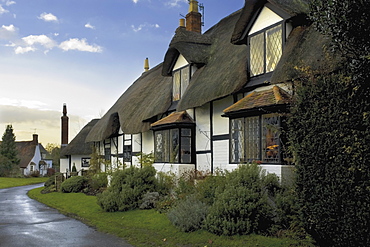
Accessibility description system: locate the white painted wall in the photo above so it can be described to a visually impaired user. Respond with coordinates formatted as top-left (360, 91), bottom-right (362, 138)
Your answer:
top-left (213, 140), bottom-right (230, 171)
top-left (142, 131), bottom-right (153, 154)
top-left (153, 163), bottom-right (195, 176)
top-left (173, 54), bottom-right (189, 70)
top-left (213, 96), bottom-right (232, 135)
top-left (249, 6), bottom-right (283, 35)
top-left (196, 153), bottom-right (211, 172)
top-left (195, 104), bottom-right (211, 152)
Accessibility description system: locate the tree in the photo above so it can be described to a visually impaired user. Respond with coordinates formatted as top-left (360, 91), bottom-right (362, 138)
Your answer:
top-left (45, 143), bottom-right (60, 172)
top-left (288, 1), bottom-right (370, 246)
top-left (0, 125), bottom-right (20, 177)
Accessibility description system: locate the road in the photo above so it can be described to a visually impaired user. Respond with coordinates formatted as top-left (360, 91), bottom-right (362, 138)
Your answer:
top-left (0, 184), bottom-right (133, 247)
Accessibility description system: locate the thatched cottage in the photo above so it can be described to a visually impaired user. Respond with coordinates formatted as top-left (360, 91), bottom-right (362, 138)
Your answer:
top-left (16, 134), bottom-right (52, 176)
top-left (67, 0), bottom-right (340, 181)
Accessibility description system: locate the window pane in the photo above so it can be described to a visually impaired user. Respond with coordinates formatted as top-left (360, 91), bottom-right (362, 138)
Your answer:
top-left (181, 136), bottom-right (191, 164)
top-left (170, 129), bottom-right (179, 163)
top-left (154, 131), bottom-right (164, 162)
top-left (173, 70), bottom-right (181, 101)
top-left (262, 115), bottom-right (280, 163)
top-left (250, 32), bottom-right (264, 76)
top-left (230, 118), bottom-right (244, 163)
top-left (181, 128), bottom-right (191, 137)
top-left (245, 116), bottom-right (260, 162)
top-left (181, 67), bottom-right (189, 98)
top-left (266, 25), bottom-right (282, 73)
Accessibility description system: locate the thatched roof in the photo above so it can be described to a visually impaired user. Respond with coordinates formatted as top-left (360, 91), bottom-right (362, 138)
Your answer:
top-left (61, 119), bottom-right (99, 156)
top-left (171, 10), bottom-right (249, 111)
top-left (16, 141), bottom-right (37, 168)
top-left (270, 25), bottom-right (343, 83)
top-left (86, 64), bottom-right (173, 142)
top-left (231, 0), bottom-right (311, 45)
top-left (223, 86), bottom-right (291, 116)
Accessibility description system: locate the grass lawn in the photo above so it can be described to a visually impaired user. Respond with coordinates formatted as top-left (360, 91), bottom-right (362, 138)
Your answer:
top-left (0, 177), bottom-right (48, 189)
top-left (28, 187), bottom-right (314, 247)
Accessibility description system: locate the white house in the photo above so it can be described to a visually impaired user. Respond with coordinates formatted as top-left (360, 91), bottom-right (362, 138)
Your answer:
top-left (16, 134), bottom-right (53, 176)
top-left (81, 0), bottom-right (341, 182)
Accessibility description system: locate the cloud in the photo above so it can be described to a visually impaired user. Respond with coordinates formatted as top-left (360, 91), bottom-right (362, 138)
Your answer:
top-left (166, 0), bottom-right (187, 7)
top-left (38, 12), bottom-right (58, 22)
top-left (22, 34), bottom-right (56, 49)
top-left (0, 24), bottom-right (18, 39)
top-left (131, 23), bottom-right (160, 32)
top-left (132, 0), bottom-right (139, 3)
top-left (59, 38), bottom-right (102, 53)
top-left (2, 24), bottom-right (16, 32)
top-left (0, 4), bottom-right (8, 14)
top-left (85, 23), bottom-right (95, 29)
top-left (14, 46), bottom-right (36, 54)
top-left (5, 1), bottom-right (16, 6)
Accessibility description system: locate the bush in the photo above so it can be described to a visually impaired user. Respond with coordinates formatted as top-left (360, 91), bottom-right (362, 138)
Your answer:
top-left (204, 164), bottom-right (274, 236)
top-left (288, 72), bottom-right (370, 246)
top-left (84, 173), bottom-right (108, 195)
top-left (61, 176), bottom-right (88, 193)
top-left (97, 165), bottom-right (157, 212)
top-left (140, 192), bottom-right (160, 209)
top-left (167, 195), bottom-right (209, 232)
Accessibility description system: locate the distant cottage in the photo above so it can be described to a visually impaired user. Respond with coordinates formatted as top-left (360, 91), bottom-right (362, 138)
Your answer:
top-left (62, 0), bottom-right (341, 181)
top-left (16, 134), bottom-right (52, 176)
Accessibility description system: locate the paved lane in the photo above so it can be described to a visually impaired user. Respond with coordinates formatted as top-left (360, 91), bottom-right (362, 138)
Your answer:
top-left (0, 184), bottom-right (133, 247)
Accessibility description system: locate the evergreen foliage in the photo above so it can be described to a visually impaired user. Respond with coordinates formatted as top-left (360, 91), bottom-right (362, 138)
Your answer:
top-left (204, 164), bottom-right (276, 236)
top-left (97, 165), bottom-right (157, 212)
top-left (61, 176), bottom-right (88, 193)
top-left (286, 1), bottom-right (370, 246)
top-left (167, 195), bottom-right (209, 232)
top-left (288, 73), bottom-right (370, 246)
top-left (0, 125), bottom-right (20, 177)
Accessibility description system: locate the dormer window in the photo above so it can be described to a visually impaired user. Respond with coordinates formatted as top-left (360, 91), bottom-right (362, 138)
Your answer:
top-left (248, 6), bottom-right (290, 77)
top-left (173, 65), bottom-right (190, 101)
top-left (250, 24), bottom-right (282, 76)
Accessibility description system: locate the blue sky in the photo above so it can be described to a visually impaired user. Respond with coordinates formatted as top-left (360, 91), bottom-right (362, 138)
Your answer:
top-left (0, 0), bottom-right (244, 145)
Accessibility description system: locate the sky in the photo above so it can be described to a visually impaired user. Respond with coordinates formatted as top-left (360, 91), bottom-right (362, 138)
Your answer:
top-left (0, 0), bottom-right (244, 145)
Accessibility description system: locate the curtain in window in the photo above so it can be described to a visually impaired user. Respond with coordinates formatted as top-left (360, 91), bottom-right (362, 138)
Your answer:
top-left (173, 70), bottom-right (181, 101)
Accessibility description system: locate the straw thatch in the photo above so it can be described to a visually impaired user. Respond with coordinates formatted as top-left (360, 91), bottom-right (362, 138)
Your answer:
top-left (86, 64), bottom-right (173, 142)
top-left (173, 10), bottom-right (249, 111)
top-left (61, 119), bottom-right (99, 156)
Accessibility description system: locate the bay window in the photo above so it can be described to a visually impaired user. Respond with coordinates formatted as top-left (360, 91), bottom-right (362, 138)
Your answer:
top-left (230, 114), bottom-right (283, 164)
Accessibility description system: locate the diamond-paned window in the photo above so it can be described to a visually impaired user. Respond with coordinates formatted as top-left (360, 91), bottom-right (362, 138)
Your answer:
top-left (249, 24), bottom-right (282, 77)
top-left (230, 114), bottom-right (282, 164)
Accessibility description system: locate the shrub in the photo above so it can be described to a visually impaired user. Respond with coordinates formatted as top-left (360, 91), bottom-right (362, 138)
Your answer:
top-left (288, 72), bottom-right (370, 246)
top-left (84, 173), bottom-right (108, 195)
top-left (167, 195), bottom-right (209, 232)
top-left (97, 165), bottom-right (157, 212)
top-left (139, 192), bottom-right (160, 209)
top-left (195, 174), bottom-right (226, 206)
top-left (204, 164), bottom-right (274, 236)
top-left (61, 176), bottom-right (88, 193)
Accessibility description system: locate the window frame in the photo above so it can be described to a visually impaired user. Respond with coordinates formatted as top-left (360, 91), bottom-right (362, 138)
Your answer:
top-left (229, 114), bottom-right (284, 164)
top-left (248, 21), bottom-right (285, 78)
top-left (172, 65), bottom-right (191, 102)
top-left (154, 126), bottom-right (194, 164)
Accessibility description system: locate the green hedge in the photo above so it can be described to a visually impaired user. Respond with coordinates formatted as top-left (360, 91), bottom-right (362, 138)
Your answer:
top-left (288, 73), bottom-right (370, 246)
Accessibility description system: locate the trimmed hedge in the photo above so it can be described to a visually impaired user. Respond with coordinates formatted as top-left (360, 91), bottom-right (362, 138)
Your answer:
top-left (61, 176), bottom-right (88, 193)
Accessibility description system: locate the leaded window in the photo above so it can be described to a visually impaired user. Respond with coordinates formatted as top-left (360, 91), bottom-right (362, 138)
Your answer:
top-left (230, 114), bottom-right (282, 164)
top-left (154, 128), bottom-right (193, 164)
top-left (250, 24), bottom-right (282, 77)
top-left (173, 66), bottom-right (190, 101)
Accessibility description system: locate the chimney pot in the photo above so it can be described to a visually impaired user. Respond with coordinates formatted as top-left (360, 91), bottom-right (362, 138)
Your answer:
top-left (144, 57), bottom-right (149, 72)
top-left (32, 134), bottom-right (38, 144)
top-left (179, 18), bottom-right (185, 27)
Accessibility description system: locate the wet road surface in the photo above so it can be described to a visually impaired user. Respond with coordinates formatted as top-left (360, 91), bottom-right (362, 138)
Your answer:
top-left (0, 184), bottom-right (133, 247)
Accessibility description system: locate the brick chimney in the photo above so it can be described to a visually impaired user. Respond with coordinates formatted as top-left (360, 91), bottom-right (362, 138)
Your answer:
top-left (32, 134), bottom-right (38, 145)
top-left (186, 0), bottom-right (202, 33)
top-left (61, 103), bottom-right (69, 147)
